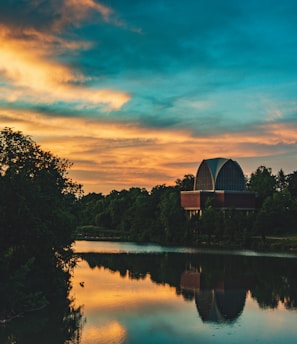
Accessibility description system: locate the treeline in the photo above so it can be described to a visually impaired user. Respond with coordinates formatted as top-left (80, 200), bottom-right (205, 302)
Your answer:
top-left (76, 167), bottom-right (297, 248)
top-left (76, 185), bottom-right (189, 243)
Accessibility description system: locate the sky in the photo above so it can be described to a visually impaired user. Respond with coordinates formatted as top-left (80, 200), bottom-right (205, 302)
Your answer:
top-left (1, 0), bottom-right (297, 194)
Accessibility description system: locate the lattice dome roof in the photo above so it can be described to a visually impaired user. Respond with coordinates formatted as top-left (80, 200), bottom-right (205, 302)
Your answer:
top-left (194, 158), bottom-right (245, 191)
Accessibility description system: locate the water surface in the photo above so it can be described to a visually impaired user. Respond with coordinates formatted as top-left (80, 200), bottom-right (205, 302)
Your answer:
top-left (69, 241), bottom-right (297, 343)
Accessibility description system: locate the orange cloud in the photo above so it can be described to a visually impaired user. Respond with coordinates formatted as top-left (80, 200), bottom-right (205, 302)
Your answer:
top-left (0, 24), bottom-right (130, 110)
top-left (1, 109), bottom-right (296, 194)
top-left (50, 0), bottom-right (136, 32)
top-left (55, 0), bottom-right (114, 30)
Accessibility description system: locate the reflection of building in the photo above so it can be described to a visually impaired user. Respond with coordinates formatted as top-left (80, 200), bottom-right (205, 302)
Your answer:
top-left (180, 158), bottom-right (256, 217)
top-left (180, 271), bottom-right (201, 291)
top-left (180, 270), bottom-right (249, 323)
top-left (195, 289), bottom-right (246, 323)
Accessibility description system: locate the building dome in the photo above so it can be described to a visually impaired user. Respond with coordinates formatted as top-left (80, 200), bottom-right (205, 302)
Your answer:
top-left (195, 158), bottom-right (245, 191)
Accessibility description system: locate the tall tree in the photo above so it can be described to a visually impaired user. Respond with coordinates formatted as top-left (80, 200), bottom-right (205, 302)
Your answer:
top-left (287, 171), bottom-right (297, 198)
top-left (159, 187), bottom-right (187, 243)
top-left (0, 128), bottom-right (82, 317)
top-left (276, 169), bottom-right (287, 192)
top-left (175, 174), bottom-right (195, 191)
top-left (247, 166), bottom-right (276, 207)
top-left (254, 190), bottom-right (294, 238)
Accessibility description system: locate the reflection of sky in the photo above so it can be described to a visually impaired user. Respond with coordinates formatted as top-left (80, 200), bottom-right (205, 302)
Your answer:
top-left (71, 258), bottom-right (297, 344)
top-left (1, 1), bottom-right (297, 194)
top-left (71, 260), bottom-right (202, 344)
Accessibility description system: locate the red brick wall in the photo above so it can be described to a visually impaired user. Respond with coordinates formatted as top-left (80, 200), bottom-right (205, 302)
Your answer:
top-left (180, 192), bottom-right (201, 208)
top-left (181, 191), bottom-right (256, 210)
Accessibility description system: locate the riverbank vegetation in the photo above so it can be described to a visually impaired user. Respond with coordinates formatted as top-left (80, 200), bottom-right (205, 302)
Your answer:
top-left (0, 128), bottom-right (83, 332)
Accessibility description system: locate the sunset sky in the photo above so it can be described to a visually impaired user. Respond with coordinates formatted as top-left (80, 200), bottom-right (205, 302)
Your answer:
top-left (1, 0), bottom-right (297, 194)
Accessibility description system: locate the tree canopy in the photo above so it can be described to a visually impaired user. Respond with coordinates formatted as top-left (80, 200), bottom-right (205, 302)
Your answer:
top-left (0, 128), bottom-right (82, 318)
top-left (247, 165), bottom-right (276, 206)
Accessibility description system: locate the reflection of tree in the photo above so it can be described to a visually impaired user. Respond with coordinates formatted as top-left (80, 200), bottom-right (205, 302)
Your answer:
top-left (80, 251), bottom-right (297, 320)
top-left (81, 252), bottom-right (188, 289)
top-left (248, 256), bottom-right (297, 310)
top-left (0, 298), bottom-right (84, 344)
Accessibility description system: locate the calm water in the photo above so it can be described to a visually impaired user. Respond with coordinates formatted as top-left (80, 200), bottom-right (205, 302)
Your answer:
top-left (70, 241), bottom-right (297, 344)
top-left (2, 240), bottom-right (297, 343)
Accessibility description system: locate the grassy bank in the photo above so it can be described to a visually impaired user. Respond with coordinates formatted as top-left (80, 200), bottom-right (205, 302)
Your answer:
top-left (74, 225), bottom-right (127, 241)
top-left (75, 226), bottom-right (297, 252)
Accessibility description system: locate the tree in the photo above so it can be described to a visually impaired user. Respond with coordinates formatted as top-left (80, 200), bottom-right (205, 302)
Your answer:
top-left (0, 127), bottom-right (82, 317)
top-left (276, 169), bottom-right (287, 192)
top-left (198, 198), bottom-right (217, 242)
top-left (159, 187), bottom-right (187, 243)
top-left (287, 171), bottom-right (297, 198)
top-left (175, 174), bottom-right (195, 191)
top-left (247, 166), bottom-right (276, 207)
top-left (254, 190), bottom-right (294, 239)
top-left (77, 192), bottom-right (104, 225)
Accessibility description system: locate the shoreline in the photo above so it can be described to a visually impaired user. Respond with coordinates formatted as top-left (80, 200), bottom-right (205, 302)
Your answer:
top-left (74, 235), bottom-right (297, 254)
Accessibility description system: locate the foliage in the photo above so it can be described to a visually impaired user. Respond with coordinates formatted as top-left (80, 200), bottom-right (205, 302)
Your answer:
top-left (0, 127), bottom-right (82, 318)
top-left (249, 167), bottom-right (297, 240)
top-left (247, 165), bottom-right (276, 206)
top-left (254, 190), bottom-right (297, 238)
top-left (76, 185), bottom-right (188, 244)
top-left (276, 168), bottom-right (287, 191)
top-left (287, 171), bottom-right (297, 196)
top-left (175, 174), bottom-right (195, 191)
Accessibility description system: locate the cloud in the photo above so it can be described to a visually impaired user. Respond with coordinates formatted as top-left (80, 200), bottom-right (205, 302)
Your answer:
top-left (0, 22), bottom-right (130, 110)
top-left (1, 108), bottom-right (296, 193)
top-left (0, 0), bottom-right (125, 32)
top-left (1, 1), bottom-right (297, 193)
top-left (54, 0), bottom-right (118, 31)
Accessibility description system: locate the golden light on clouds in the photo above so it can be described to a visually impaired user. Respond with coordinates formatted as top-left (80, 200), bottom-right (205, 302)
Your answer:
top-left (57, 0), bottom-right (114, 30)
top-left (0, 24), bottom-right (130, 110)
top-left (1, 0), bottom-right (297, 194)
top-left (1, 108), bottom-right (296, 193)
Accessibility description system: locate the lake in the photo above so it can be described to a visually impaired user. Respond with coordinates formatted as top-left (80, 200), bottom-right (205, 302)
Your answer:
top-left (70, 241), bottom-right (297, 344)
top-left (2, 240), bottom-right (297, 343)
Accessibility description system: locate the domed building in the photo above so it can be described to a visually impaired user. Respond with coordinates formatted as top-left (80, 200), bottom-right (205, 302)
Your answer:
top-left (180, 158), bottom-right (256, 217)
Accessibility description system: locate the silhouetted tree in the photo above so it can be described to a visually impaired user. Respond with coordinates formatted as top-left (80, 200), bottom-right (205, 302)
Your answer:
top-left (276, 168), bottom-right (287, 191)
top-left (247, 166), bottom-right (276, 207)
top-left (287, 171), bottom-right (297, 198)
top-left (0, 127), bottom-right (82, 317)
top-left (175, 174), bottom-right (195, 191)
